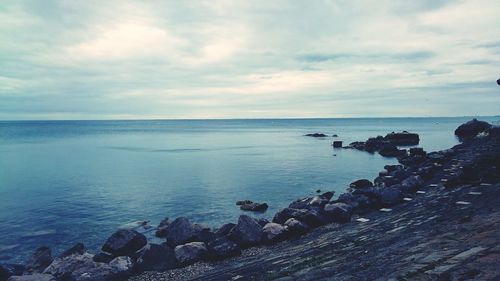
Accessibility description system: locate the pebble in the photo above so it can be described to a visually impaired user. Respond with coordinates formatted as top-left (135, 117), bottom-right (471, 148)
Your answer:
top-left (416, 191), bottom-right (426, 194)
top-left (403, 198), bottom-right (413, 201)
top-left (379, 208), bottom-right (392, 212)
top-left (356, 218), bottom-right (370, 223)
top-left (455, 201), bottom-right (471, 205)
top-left (468, 191), bottom-right (482, 195)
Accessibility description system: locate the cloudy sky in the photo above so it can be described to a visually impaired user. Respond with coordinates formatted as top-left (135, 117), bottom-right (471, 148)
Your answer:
top-left (1, 0), bottom-right (499, 120)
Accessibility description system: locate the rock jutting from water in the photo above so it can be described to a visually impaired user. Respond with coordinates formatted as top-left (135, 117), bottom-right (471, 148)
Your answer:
top-left (5, 119), bottom-right (499, 281)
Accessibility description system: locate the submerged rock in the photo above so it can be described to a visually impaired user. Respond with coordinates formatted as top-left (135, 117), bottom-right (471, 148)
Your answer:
top-left (25, 246), bottom-right (53, 274)
top-left (228, 215), bottom-right (263, 247)
top-left (174, 242), bottom-right (208, 265)
top-left (101, 229), bottom-right (147, 257)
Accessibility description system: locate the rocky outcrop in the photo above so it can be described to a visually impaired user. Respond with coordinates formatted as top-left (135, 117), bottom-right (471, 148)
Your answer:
top-left (384, 131), bottom-right (419, 145)
top-left (135, 244), bottom-right (177, 272)
top-left (101, 229), bottom-right (147, 257)
top-left (455, 118), bottom-right (492, 140)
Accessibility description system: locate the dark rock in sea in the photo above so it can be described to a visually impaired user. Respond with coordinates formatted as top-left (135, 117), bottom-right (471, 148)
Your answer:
top-left (379, 144), bottom-right (407, 157)
top-left (455, 119), bottom-right (491, 140)
top-left (284, 218), bottom-right (309, 235)
top-left (7, 274), bottom-right (56, 281)
top-left (236, 200), bottom-right (253, 206)
top-left (384, 164), bottom-right (402, 172)
top-left (166, 217), bottom-right (198, 247)
top-left (155, 217), bottom-right (171, 238)
top-left (256, 218), bottom-right (270, 227)
top-left (207, 237), bottom-right (241, 259)
top-left (228, 215), bottom-right (263, 247)
top-left (288, 192), bottom-right (333, 210)
top-left (92, 252), bottom-right (114, 263)
top-left (59, 243), bottom-right (86, 259)
top-left (497, 78), bottom-right (500, 85)
top-left (349, 179), bottom-right (373, 189)
top-left (25, 246), bottom-right (53, 274)
top-left (323, 203), bottom-right (352, 223)
top-left (174, 242), bottom-right (208, 266)
top-left (305, 133), bottom-right (328, 137)
top-left (0, 264), bottom-right (24, 281)
top-left (240, 202), bottom-right (269, 212)
top-left (135, 244), bottom-right (177, 272)
top-left (215, 223), bottom-right (236, 237)
top-left (378, 187), bottom-right (404, 206)
top-left (332, 134), bottom-right (339, 137)
top-left (332, 141), bottom-right (343, 148)
top-left (384, 131), bottom-right (420, 146)
top-left (101, 229), bottom-right (147, 257)
top-left (409, 147), bottom-right (426, 157)
top-left (262, 223), bottom-right (288, 244)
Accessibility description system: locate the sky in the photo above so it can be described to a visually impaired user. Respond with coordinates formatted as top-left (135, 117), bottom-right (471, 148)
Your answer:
top-left (1, 0), bottom-right (499, 120)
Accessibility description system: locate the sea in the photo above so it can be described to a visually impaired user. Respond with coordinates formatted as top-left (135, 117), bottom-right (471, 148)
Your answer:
top-left (0, 117), bottom-right (498, 263)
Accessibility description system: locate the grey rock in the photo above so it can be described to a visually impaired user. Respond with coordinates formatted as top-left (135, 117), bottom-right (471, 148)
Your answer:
top-left (207, 237), bottom-right (241, 259)
top-left (378, 187), bottom-right (404, 206)
top-left (400, 175), bottom-right (424, 193)
top-left (349, 179), bottom-right (373, 189)
top-left (166, 217), bottom-right (198, 247)
top-left (92, 252), bottom-right (114, 263)
top-left (155, 217), bottom-right (171, 238)
top-left (25, 246), bottom-right (53, 274)
top-left (215, 223), bottom-right (236, 236)
top-left (228, 215), bottom-right (263, 247)
top-left (174, 242), bottom-right (208, 265)
top-left (323, 203), bottom-right (352, 223)
top-left (262, 223), bottom-right (288, 244)
top-left (0, 264), bottom-right (24, 281)
top-left (284, 218), bottom-right (309, 235)
top-left (240, 202), bottom-right (269, 212)
top-left (109, 256), bottom-right (134, 277)
top-left (59, 243), bottom-right (86, 259)
top-left (136, 243), bottom-right (177, 272)
top-left (101, 229), bottom-right (147, 257)
top-left (7, 274), bottom-right (56, 281)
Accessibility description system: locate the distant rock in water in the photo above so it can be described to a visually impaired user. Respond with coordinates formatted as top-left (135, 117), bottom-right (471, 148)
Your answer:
top-left (384, 131), bottom-right (419, 146)
top-left (239, 202), bottom-right (268, 212)
top-left (305, 133), bottom-right (328, 137)
top-left (101, 229), bottom-right (147, 257)
top-left (497, 78), bottom-right (500, 85)
top-left (454, 119), bottom-right (492, 140)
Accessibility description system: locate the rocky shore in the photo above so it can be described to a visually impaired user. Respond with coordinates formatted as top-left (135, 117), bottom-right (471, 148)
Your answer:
top-left (1, 119), bottom-right (499, 281)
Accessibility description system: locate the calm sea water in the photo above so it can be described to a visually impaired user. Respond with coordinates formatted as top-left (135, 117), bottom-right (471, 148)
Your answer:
top-left (0, 117), bottom-right (498, 263)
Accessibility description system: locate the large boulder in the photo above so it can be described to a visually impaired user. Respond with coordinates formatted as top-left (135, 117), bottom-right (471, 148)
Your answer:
top-left (166, 217), bottom-right (214, 247)
top-left (323, 203), bottom-right (352, 223)
top-left (384, 131), bottom-right (420, 146)
top-left (25, 246), bottom-right (53, 274)
top-left (206, 237), bottom-right (241, 259)
top-left (155, 217), bottom-right (171, 238)
top-left (455, 119), bottom-right (491, 140)
top-left (135, 243), bottom-right (177, 272)
top-left (7, 274), bottom-right (56, 281)
top-left (215, 223), bottom-right (236, 236)
top-left (262, 223), bottom-right (288, 244)
top-left (174, 242), bottom-right (208, 265)
top-left (228, 215), bottom-right (263, 247)
top-left (284, 218), bottom-right (309, 235)
top-left (0, 264), bottom-right (24, 281)
top-left (43, 252), bottom-right (92, 278)
top-left (101, 229), bottom-right (147, 257)
top-left (379, 144), bottom-right (407, 158)
top-left (92, 252), bottom-right (114, 263)
top-left (108, 256), bottom-right (134, 279)
top-left (400, 175), bottom-right (424, 193)
top-left (273, 208), bottom-right (324, 227)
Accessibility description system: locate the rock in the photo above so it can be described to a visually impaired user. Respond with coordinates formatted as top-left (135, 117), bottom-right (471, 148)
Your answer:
top-left (384, 131), bottom-right (420, 146)
top-left (349, 179), bottom-right (373, 189)
top-left (289, 192), bottom-right (333, 210)
top-left (400, 175), bottom-right (424, 193)
top-left (379, 144), bottom-right (407, 157)
top-left (0, 264), bottom-right (24, 281)
top-left (323, 203), bottom-right (352, 223)
top-left (43, 252), bottom-right (95, 278)
top-left (262, 223), bottom-right (288, 244)
top-left (332, 134), bottom-right (339, 137)
top-left (321, 191), bottom-right (334, 200)
top-left (7, 274), bottom-right (56, 281)
top-left (155, 217), bottom-right (171, 238)
top-left (305, 133), bottom-right (328, 137)
top-left (135, 244), bottom-right (177, 272)
top-left (409, 147), bottom-right (426, 157)
top-left (256, 218), bottom-right (270, 227)
top-left (101, 229), bottom-right (147, 257)
top-left (192, 223), bottom-right (217, 243)
top-left (236, 200), bottom-right (253, 206)
top-left (332, 141), bottom-right (343, 148)
top-left (166, 217), bottom-right (198, 247)
top-left (288, 197), bottom-right (312, 209)
top-left (378, 187), bottom-right (404, 206)
top-left (228, 215), bottom-right (263, 247)
top-left (497, 78), bottom-right (500, 86)
top-left (273, 208), bottom-right (324, 227)
top-left (109, 256), bottom-right (134, 278)
top-left (25, 246), bottom-right (53, 274)
top-left (215, 223), bottom-right (236, 236)
top-left (174, 242), bottom-right (208, 265)
top-left (455, 119), bottom-right (491, 140)
top-left (207, 237), bottom-right (241, 259)
top-left (284, 218), bottom-right (309, 235)
top-left (240, 202), bottom-right (269, 212)
top-left (385, 165), bottom-right (403, 172)
top-left (59, 243), bottom-right (86, 259)
top-left (92, 252), bottom-right (114, 263)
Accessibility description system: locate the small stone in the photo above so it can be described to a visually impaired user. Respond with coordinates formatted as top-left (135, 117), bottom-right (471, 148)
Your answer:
top-left (356, 218), bottom-right (370, 223)
top-left (416, 191), bottom-right (426, 194)
top-left (379, 208), bottom-right (392, 212)
top-left (468, 191), bottom-right (482, 195)
top-left (403, 197), bottom-right (413, 201)
top-left (455, 201), bottom-right (471, 205)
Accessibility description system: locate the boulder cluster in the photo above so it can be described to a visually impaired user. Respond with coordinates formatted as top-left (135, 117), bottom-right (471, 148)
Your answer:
top-left (346, 131), bottom-right (419, 157)
top-left (2, 119), bottom-right (497, 281)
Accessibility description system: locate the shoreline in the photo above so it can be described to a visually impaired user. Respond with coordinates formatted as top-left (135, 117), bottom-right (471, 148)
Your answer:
top-left (2, 119), bottom-right (499, 281)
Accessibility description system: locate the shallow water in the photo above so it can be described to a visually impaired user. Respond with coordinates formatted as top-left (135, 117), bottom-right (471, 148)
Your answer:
top-left (0, 117), bottom-right (498, 263)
